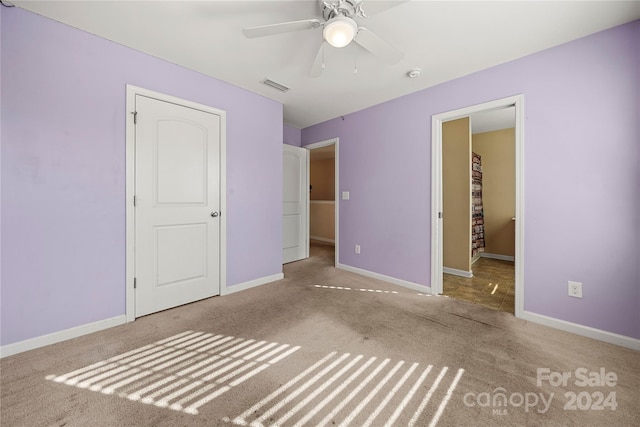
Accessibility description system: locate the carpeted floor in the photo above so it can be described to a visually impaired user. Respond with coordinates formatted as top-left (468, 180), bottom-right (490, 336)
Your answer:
top-left (1, 244), bottom-right (638, 426)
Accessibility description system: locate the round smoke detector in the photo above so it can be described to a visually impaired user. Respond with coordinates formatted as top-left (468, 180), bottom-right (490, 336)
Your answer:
top-left (407, 69), bottom-right (422, 78)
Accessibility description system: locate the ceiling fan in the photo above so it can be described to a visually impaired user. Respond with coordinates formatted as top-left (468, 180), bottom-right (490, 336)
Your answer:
top-left (243, 0), bottom-right (406, 77)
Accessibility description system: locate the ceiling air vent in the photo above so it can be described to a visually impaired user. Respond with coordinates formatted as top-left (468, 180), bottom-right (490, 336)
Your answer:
top-left (261, 78), bottom-right (290, 92)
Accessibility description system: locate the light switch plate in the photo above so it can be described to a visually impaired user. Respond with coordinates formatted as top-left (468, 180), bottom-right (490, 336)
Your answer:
top-left (342, 191), bottom-right (350, 200)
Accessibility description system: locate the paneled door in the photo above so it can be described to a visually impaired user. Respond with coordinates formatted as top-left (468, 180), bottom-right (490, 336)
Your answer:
top-left (134, 95), bottom-right (221, 317)
top-left (283, 145), bottom-right (308, 264)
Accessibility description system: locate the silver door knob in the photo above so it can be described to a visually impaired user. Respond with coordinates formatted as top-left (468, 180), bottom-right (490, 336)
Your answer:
top-left (210, 211), bottom-right (219, 218)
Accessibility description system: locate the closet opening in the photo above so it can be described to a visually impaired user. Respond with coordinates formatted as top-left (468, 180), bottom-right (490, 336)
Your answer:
top-left (431, 95), bottom-right (524, 318)
top-left (441, 109), bottom-right (516, 313)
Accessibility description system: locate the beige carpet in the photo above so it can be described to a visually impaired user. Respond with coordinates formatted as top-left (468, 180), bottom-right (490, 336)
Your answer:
top-left (2, 244), bottom-right (638, 426)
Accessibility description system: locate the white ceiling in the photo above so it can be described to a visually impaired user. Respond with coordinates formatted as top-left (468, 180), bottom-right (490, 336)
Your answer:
top-left (12, 0), bottom-right (640, 129)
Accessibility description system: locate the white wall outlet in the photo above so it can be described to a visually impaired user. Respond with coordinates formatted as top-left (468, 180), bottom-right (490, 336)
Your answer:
top-left (355, 244), bottom-right (361, 254)
top-left (568, 281), bottom-right (582, 298)
top-left (342, 191), bottom-right (350, 200)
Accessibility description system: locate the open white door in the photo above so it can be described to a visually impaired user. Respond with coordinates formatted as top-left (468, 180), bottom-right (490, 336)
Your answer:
top-left (134, 94), bottom-right (222, 317)
top-left (283, 145), bottom-right (309, 264)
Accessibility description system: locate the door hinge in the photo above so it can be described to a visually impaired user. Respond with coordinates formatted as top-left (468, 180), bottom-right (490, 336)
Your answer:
top-left (134, 277), bottom-right (137, 289)
top-left (133, 195), bottom-right (136, 206)
top-left (438, 212), bottom-right (443, 219)
top-left (132, 111), bottom-right (138, 124)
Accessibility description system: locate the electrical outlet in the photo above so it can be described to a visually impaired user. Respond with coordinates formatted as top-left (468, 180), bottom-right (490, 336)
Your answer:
top-left (568, 281), bottom-right (582, 298)
top-left (355, 244), bottom-right (361, 254)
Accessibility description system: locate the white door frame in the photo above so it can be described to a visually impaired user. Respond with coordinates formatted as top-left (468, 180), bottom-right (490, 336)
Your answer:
top-left (431, 95), bottom-right (524, 318)
top-left (305, 137), bottom-right (339, 266)
top-left (125, 84), bottom-right (227, 322)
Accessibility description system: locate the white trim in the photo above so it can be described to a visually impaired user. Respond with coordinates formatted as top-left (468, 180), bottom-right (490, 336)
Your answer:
top-left (521, 311), bottom-right (640, 351)
top-left (221, 273), bottom-right (284, 296)
top-left (513, 99), bottom-right (525, 318)
top-left (0, 316), bottom-right (126, 358)
top-left (310, 236), bottom-right (335, 244)
top-left (305, 138), bottom-right (339, 267)
top-left (125, 84), bottom-right (227, 321)
top-left (310, 200), bottom-right (336, 205)
top-left (480, 252), bottom-right (515, 262)
top-left (125, 87), bottom-right (136, 322)
top-left (337, 263), bottom-right (431, 293)
top-left (431, 114), bottom-right (443, 295)
top-left (431, 95), bottom-right (525, 321)
top-left (443, 267), bottom-right (473, 278)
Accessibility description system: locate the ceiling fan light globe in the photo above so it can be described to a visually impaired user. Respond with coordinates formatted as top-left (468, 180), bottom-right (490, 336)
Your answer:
top-left (323, 16), bottom-right (357, 48)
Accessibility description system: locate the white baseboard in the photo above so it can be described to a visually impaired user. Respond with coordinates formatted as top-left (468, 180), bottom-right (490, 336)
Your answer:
top-left (0, 315), bottom-right (127, 359)
top-left (443, 267), bottom-right (473, 278)
top-left (310, 236), bottom-right (335, 245)
top-left (337, 263), bottom-right (430, 293)
top-left (481, 253), bottom-right (515, 262)
top-left (221, 273), bottom-right (284, 296)
top-left (521, 311), bottom-right (640, 351)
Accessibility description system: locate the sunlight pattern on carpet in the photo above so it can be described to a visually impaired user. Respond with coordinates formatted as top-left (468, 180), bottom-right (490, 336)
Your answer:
top-left (227, 351), bottom-right (464, 427)
top-left (46, 331), bottom-right (300, 415)
top-left (313, 284), bottom-right (398, 294)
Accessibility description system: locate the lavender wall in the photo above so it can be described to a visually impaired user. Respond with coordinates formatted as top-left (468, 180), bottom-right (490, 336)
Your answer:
top-left (0, 7), bottom-right (3, 325)
top-left (283, 125), bottom-right (302, 147)
top-left (0, 8), bottom-right (283, 346)
top-left (302, 21), bottom-right (640, 339)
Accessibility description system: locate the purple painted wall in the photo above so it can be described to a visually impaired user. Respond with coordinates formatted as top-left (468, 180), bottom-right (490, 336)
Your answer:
top-left (1, 8), bottom-right (283, 346)
top-left (283, 125), bottom-right (302, 147)
top-left (0, 6), bottom-right (3, 326)
top-left (302, 21), bottom-right (640, 339)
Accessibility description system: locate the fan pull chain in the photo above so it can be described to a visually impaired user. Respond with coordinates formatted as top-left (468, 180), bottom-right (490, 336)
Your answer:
top-left (322, 43), bottom-right (326, 70)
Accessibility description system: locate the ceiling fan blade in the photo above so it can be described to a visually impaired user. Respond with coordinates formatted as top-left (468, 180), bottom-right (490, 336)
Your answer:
top-left (360, 0), bottom-right (410, 17)
top-left (309, 42), bottom-right (326, 78)
top-left (243, 19), bottom-right (322, 38)
top-left (354, 27), bottom-right (404, 64)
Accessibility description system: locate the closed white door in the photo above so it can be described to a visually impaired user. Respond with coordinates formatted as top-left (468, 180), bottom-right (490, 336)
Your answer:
top-left (283, 145), bottom-right (308, 264)
top-left (135, 95), bottom-right (221, 317)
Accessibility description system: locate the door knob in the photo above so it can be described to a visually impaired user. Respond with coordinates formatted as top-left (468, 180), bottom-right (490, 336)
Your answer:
top-left (211, 211), bottom-right (219, 218)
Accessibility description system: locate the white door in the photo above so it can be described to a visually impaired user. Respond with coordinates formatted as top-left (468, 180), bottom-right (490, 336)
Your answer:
top-left (135, 95), bottom-right (221, 317)
top-left (283, 145), bottom-right (308, 264)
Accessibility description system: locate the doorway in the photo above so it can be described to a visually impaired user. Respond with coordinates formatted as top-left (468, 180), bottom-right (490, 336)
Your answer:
top-left (441, 109), bottom-right (516, 313)
top-left (431, 95), bottom-right (524, 318)
top-left (125, 85), bottom-right (227, 321)
top-left (305, 138), bottom-right (339, 267)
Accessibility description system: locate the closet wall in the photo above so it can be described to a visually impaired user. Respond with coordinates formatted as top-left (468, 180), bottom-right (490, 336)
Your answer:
top-left (472, 128), bottom-right (515, 258)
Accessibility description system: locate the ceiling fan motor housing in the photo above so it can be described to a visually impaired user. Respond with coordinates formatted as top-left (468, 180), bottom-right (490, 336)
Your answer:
top-left (321, 0), bottom-right (365, 21)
